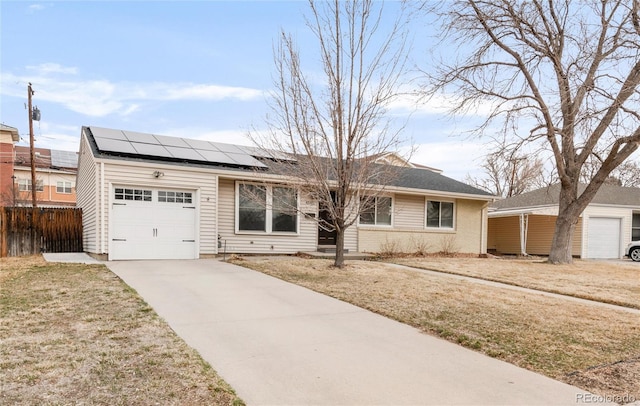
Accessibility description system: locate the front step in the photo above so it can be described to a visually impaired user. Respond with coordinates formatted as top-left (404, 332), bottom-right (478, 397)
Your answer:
top-left (317, 245), bottom-right (349, 254)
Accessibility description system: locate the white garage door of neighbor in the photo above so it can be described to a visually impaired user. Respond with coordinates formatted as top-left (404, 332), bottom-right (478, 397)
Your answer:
top-left (110, 187), bottom-right (197, 260)
top-left (586, 217), bottom-right (621, 259)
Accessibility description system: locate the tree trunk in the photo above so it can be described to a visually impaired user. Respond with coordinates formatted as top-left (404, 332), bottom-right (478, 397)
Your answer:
top-left (334, 227), bottom-right (345, 268)
top-left (548, 213), bottom-right (578, 264)
top-left (548, 189), bottom-right (582, 264)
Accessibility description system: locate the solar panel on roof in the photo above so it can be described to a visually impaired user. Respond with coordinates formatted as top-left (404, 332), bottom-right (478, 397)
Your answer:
top-left (124, 130), bottom-right (158, 144)
top-left (226, 152), bottom-right (268, 167)
top-left (165, 146), bottom-right (206, 161)
top-left (90, 126), bottom-right (268, 168)
top-left (196, 149), bottom-right (240, 165)
top-left (154, 134), bottom-right (190, 148)
top-left (51, 150), bottom-right (78, 168)
top-left (94, 137), bottom-right (138, 154)
top-left (183, 138), bottom-right (222, 151)
top-left (131, 142), bottom-right (172, 157)
top-left (211, 142), bottom-right (245, 154)
top-left (91, 127), bottom-right (128, 140)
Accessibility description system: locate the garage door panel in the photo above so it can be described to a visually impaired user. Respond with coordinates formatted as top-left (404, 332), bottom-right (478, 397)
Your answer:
top-left (110, 187), bottom-right (198, 260)
top-left (586, 217), bottom-right (621, 259)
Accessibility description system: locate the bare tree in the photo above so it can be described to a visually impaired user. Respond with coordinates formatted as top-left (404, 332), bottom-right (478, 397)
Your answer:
top-left (581, 157), bottom-right (640, 187)
top-left (251, 0), bottom-right (410, 268)
top-left (466, 141), bottom-right (547, 197)
top-left (423, 0), bottom-right (640, 264)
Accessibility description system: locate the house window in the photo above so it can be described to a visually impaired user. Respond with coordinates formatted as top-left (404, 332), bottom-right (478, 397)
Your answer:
top-left (57, 181), bottom-right (72, 194)
top-left (114, 188), bottom-right (152, 201)
top-left (18, 179), bottom-right (43, 192)
top-left (359, 196), bottom-right (392, 226)
top-left (633, 213), bottom-right (640, 241)
top-left (272, 187), bottom-right (297, 232)
top-left (237, 183), bottom-right (298, 233)
top-left (426, 200), bottom-right (454, 229)
top-left (158, 190), bottom-right (193, 203)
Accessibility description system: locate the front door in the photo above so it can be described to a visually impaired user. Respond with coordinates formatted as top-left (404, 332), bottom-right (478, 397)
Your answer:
top-left (318, 192), bottom-right (337, 245)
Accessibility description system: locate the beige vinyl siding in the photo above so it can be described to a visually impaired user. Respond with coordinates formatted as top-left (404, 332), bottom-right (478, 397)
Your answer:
top-left (217, 178), bottom-right (318, 254)
top-left (393, 194), bottom-right (425, 229)
top-left (488, 215), bottom-right (582, 256)
top-left (99, 161), bottom-right (218, 257)
top-left (358, 198), bottom-right (485, 254)
top-left (344, 205), bottom-right (358, 252)
top-left (487, 216), bottom-right (520, 254)
top-left (75, 136), bottom-right (99, 253)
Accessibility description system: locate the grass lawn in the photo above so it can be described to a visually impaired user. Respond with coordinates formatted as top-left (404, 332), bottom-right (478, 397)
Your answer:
top-left (389, 256), bottom-right (640, 309)
top-left (232, 256), bottom-right (640, 404)
top-left (0, 256), bottom-right (244, 406)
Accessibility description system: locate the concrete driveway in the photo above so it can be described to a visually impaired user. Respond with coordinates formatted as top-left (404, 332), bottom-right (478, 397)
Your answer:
top-left (105, 259), bottom-right (596, 406)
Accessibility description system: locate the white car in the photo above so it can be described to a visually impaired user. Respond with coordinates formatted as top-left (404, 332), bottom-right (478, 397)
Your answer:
top-left (625, 241), bottom-right (640, 262)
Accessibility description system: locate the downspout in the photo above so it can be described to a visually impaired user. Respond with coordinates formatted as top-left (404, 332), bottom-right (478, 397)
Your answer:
top-left (480, 202), bottom-right (488, 254)
top-left (519, 213), bottom-right (529, 256)
top-left (100, 162), bottom-right (105, 254)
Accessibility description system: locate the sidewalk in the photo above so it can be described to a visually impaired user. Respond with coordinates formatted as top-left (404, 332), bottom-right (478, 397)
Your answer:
top-left (104, 258), bottom-right (598, 405)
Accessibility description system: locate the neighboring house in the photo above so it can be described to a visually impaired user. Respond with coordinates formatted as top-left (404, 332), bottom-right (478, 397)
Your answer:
top-left (0, 124), bottom-right (20, 202)
top-left (11, 146), bottom-right (78, 207)
top-left (0, 125), bottom-right (78, 207)
top-left (76, 126), bottom-right (495, 260)
top-left (488, 183), bottom-right (640, 259)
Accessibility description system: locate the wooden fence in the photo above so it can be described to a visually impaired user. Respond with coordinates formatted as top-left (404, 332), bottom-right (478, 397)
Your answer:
top-left (0, 207), bottom-right (83, 257)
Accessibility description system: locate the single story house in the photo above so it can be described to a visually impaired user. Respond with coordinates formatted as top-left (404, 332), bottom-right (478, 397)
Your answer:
top-left (76, 126), bottom-right (496, 260)
top-left (488, 183), bottom-right (640, 259)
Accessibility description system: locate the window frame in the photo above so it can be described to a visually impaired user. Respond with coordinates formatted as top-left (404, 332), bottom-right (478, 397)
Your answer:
top-left (235, 182), bottom-right (299, 235)
top-left (358, 195), bottom-right (393, 227)
top-left (425, 199), bottom-right (455, 230)
top-left (18, 178), bottom-right (44, 192)
top-left (114, 187), bottom-right (152, 202)
top-left (632, 212), bottom-right (640, 242)
top-left (56, 181), bottom-right (73, 194)
top-left (158, 190), bottom-right (193, 204)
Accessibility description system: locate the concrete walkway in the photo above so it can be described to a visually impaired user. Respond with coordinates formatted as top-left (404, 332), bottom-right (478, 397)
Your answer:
top-left (385, 263), bottom-right (640, 315)
top-left (104, 259), bottom-right (597, 405)
top-left (42, 252), bottom-right (103, 264)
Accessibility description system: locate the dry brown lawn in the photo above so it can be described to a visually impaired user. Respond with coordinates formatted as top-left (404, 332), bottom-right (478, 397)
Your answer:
top-left (390, 256), bottom-right (640, 309)
top-left (0, 256), bottom-right (244, 406)
top-left (232, 256), bottom-right (640, 404)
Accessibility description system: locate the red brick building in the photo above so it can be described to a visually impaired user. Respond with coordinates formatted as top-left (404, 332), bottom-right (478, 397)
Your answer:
top-left (0, 124), bottom-right (78, 207)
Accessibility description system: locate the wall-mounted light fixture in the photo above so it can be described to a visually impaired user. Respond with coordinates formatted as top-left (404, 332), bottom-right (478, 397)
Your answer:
top-left (152, 171), bottom-right (164, 178)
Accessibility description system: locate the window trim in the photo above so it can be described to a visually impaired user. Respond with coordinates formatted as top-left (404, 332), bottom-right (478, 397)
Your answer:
top-left (235, 182), bottom-right (299, 235)
top-left (632, 212), bottom-right (640, 242)
top-left (425, 198), bottom-right (456, 230)
top-left (56, 181), bottom-right (73, 194)
top-left (158, 190), bottom-right (193, 204)
top-left (114, 187), bottom-right (153, 202)
top-left (18, 178), bottom-right (44, 192)
top-left (358, 195), bottom-right (393, 227)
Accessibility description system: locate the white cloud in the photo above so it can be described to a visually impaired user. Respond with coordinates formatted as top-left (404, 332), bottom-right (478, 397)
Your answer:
top-left (388, 91), bottom-right (500, 118)
top-left (28, 4), bottom-right (47, 12)
top-left (26, 63), bottom-right (78, 75)
top-left (406, 140), bottom-right (488, 181)
top-left (16, 122), bottom-right (81, 152)
top-left (0, 66), bottom-right (264, 118)
top-left (162, 84), bottom-right (262, 101)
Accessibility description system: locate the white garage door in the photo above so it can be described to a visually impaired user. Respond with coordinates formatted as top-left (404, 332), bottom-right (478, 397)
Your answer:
top-left (110, 187), bottom-right (197, 260)
top-left (586, 217), bottom-right (621, 259)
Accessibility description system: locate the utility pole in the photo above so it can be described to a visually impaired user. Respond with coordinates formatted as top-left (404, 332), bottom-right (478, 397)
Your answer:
top-left (28, 83), bottom-right (37, 208)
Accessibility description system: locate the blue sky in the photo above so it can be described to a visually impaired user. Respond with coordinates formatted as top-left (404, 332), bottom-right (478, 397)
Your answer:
top-left (1, 1), bottom-right (489, 181)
